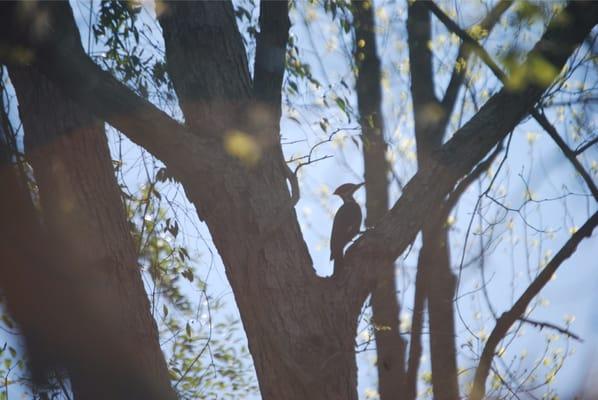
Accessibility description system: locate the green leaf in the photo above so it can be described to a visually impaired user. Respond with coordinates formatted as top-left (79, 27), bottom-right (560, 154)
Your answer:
top-left (335, 97), bottom-right (346, 113)
top-left (182, 268), bottom-right (194, 283)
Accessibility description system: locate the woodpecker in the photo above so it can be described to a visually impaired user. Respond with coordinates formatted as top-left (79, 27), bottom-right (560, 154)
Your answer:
top-left (330, 182), bottom-right (364, 275)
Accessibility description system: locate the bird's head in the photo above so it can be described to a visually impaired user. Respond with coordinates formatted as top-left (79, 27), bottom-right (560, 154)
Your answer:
top-left (333, 182), bottom-right (364, 201)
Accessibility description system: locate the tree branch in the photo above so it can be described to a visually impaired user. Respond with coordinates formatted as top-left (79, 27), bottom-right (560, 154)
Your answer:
top-left (441, 0), bottom-right (512, 114)
top-left (442, 142), bottom-right (503, 218)
top-left (574, 136), bottom-right (598, 155)
top-left (425, 1), bottom-right (506, 81)
top-left (0, 2), bottom-right (225, 182)
top-left (518, 317), bottom-right (582, 342)
top-left (342, 1), bottom-right (598, 311)
top-left (470, 210), bottom-right (598, 400)
top-left (535, 110), bottom-right (598, 200)
top-left (427, 0), bottom-right (598, 201)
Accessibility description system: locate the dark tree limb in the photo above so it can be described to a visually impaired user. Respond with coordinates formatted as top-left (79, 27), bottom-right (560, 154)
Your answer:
top-left (158, 1), bottom-right (252, 136)
top-left (405, 259), bottom-right (426, 400)
top-left (518, 317), bottom-right (582, 342)
top-left (574, 136), bottom-right (598, 155)
top-left (344, 0), bottom-right (598, 311)
top-left (427, 0), bottom-right (598, 201)
top-left (470, 210), bottom-right (598, 400)
top-left (0, 2), bottom-right (225, 182)
top-left (425, 1), bottom-right (506, 81)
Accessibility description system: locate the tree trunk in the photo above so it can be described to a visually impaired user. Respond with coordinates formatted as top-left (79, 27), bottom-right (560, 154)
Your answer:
top-left (159, 3), bottom-right (360, 398)
top-left (0, 115), bottom-right (59, 393)
top-left (353, 1), bottom-right (407, 398)
top-left (9, 67), bottom-right (175, 399)
top-left (407, 3), bottom-right (460, 399)
top-left (421, 228), bottom-right (459, 400)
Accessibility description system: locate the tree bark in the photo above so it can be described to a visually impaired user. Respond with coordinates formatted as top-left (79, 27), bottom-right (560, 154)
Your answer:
top-left (159, 3), bottom-right (359, 399)
top-left (0, 111), bottom-right (59, 393)
top-left (9, 67), bottom-right (175, 399)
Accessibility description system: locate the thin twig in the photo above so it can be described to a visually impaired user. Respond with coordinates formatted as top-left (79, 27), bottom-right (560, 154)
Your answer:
top-left (518, 317), bottom-right (582, 342)
top-left (534, 109), bottom-right (598, 200)
top-left (574, 135), bottom-right (598, 155)
top-left (470, 211), bottom-right (598, 400)
top-left (426, 1), bottom-right (598, 202)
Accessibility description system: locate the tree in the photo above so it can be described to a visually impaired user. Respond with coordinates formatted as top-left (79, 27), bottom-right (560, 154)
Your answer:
top-left (0, 1), bottom-right (597, 399)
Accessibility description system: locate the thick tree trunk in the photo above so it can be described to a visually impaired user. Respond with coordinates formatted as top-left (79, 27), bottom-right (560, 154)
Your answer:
top-left (353, 1), bottom-right (407, 398)
top-left (0, 118), bottom-right (59, 393)
top-left (159, 3), bottom-right (359, 398)
top-left (9, 67), bottom-right (175, 399)
top-left (421, 229), bottom-right (459, 400)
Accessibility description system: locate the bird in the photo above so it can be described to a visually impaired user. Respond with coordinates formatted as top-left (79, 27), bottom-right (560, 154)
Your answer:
top-left (330, 182), bottom-right (364, 275)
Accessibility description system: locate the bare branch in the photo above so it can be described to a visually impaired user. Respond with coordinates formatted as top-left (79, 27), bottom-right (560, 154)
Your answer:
top-left (574, 135), bottom-right (598, 155)
top-left (442, 0), bottom-right (512, 114)
top-left (518, 317), bottom-right (582, 342)
top-left (425, 1), bottom-right (506, 81)
top-left (534, 110), bottom-right (598, 200)
top-left (470, 211), bottom-right (598, 400)
top-left (0, 2), bottom-right (225, 182)
top-left (441, 142), bottom-right (504, 221)
top-left (342, 1), bottom-right (598, 311)
top-left (427, 1), bottom-right (598, 202)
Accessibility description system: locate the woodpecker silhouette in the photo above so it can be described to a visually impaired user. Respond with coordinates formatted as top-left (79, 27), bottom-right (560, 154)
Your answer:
top-left (330, 182), bottom-right (364, 275)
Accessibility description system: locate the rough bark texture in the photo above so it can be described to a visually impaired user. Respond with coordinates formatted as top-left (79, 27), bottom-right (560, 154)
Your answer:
top-left (353, 1), bottom-right (407, 398)
top-left (159, 3), bottom-right (358, 399)
top-left (9, 67), bottom-right (175, 399)
top-left (0, 1), bottom-right (595, 399)
top-left (0, 116), bottom-right (57, 391)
